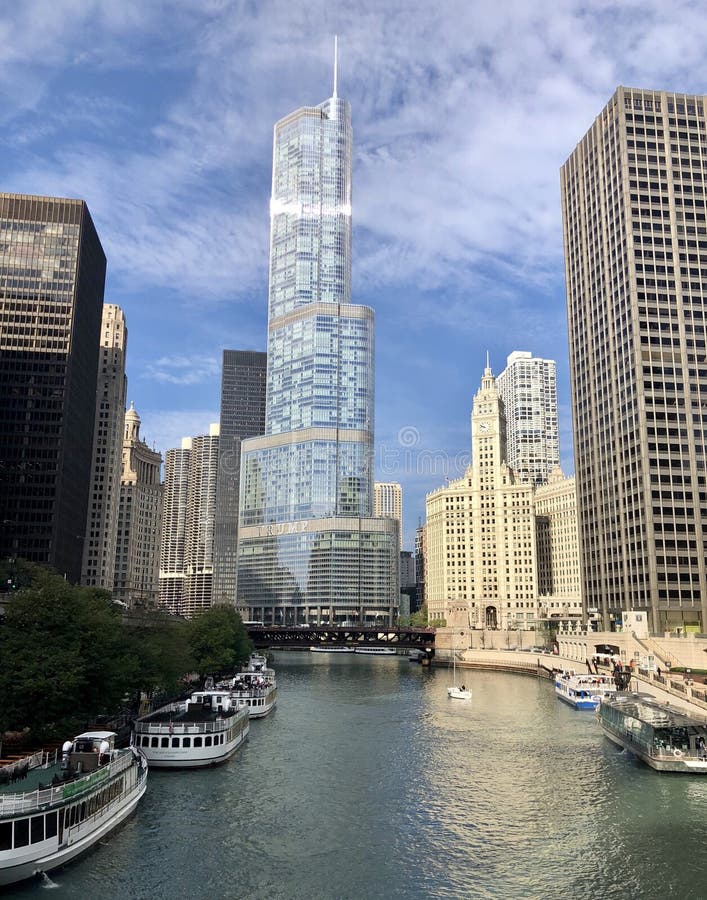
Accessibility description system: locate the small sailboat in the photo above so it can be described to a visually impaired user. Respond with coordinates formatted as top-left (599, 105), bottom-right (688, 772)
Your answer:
top-left (447, 632), bottom-right (472, 700)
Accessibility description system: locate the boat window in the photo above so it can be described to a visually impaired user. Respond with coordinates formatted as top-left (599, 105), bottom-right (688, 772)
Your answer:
top-left (161, 737), bottom-right (169, 748)
top-left (14, 818), bottom-right (29, 848)
top-left (45, 812), bottom-right (58, 839)
top-left (205, 736), bottom-right (212, 747)
top-left (151, 737), bottom-right (159, 748)
top-left (171, 737), bottom-right (180, 748)
top-left (0, 822), bottom-right (11, 851)
top-left (194, 737), bottom-right (202, 748)
top-left (31, 816), bottom-right (44, 843)
top-left (182, 737), bottom-right (191, 748)
top-left (80, 802), bottom-right (86, 822)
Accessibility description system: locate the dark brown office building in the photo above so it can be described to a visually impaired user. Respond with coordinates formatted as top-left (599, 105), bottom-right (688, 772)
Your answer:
top-left (0, 193), bottom-right (106, 582)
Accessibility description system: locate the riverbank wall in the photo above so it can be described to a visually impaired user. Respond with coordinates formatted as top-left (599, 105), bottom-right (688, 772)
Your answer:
top-left (433, 648), bottom-right (707, 719)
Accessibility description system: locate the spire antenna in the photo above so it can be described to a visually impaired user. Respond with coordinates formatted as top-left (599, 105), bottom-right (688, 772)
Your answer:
top-left (333, 35), bottom-right (338, 98)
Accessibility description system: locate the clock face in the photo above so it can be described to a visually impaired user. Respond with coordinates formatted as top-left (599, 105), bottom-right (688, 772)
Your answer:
top-left (479, 422), bottom-right (490, 433)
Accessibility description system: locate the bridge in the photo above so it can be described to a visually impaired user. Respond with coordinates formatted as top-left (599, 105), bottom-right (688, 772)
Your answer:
top-left (246, 624), bottom-right (436, 651)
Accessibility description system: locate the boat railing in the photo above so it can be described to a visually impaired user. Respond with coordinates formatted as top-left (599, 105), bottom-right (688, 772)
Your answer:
top-left (134, 716), bottom-right (240, 735)
top-left (230, 687), bottom-right (273, 698)
top-left (0, 748), bottom-right (137, 816)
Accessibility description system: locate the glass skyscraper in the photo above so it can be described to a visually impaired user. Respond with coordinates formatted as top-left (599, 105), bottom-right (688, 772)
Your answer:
top-left (236, 77), bottom-right (399, 625)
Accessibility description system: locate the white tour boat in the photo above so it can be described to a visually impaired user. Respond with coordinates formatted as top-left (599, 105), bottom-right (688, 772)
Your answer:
top-left (597, 692), bottom-right (707, 773)
top-left (309, 645), bottom-right (355, 653)
top-left (354, 647), bottom-right (397, 655)
top-left (134, 690), bottom-right (249, 768)
top-left (554, 672), bottom-right (617, 710)
top-left (226, 654), bottom-right (277, 719)
top-left (0, 731), bottom-right (147, 888)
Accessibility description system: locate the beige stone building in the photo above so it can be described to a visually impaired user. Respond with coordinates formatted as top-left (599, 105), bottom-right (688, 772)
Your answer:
top-left (82, 304), bottom-right (127, 591)
top-left (426, 363), bottom-right (537, 630)
top-left (113, 403), bottom-right (162, 607)
top-left (535, 467), bottom-right (583, 622)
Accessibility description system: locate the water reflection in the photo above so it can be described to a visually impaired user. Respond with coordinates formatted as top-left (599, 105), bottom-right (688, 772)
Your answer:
top-left (8, 653), bottom-right (707, 900)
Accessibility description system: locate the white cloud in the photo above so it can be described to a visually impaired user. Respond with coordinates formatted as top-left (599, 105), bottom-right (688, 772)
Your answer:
top-left (139, 408), bottom-right (219, 457)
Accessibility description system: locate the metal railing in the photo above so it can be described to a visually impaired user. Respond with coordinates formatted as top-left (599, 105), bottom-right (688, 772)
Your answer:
top-left (0, 749), bottom-right (136, 817)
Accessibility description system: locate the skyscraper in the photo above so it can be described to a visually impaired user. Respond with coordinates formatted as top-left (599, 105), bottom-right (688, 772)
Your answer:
top-left (159, 425), bottom-right (220, 618)
top-left (374, 481), bottom-right (403, 549)
top-left (113, 403), bottom-right (162, 607)
top-left (561, 86), bottom-right (707, 634)
top-left (82, 304), bottom-right (127, 590)
top-left (212, 350), bottom-right (267, 605)
top-left (0, 193), bottom-right (106, 582)
top-left (495, 350), bottom-right (559, 486)
top-left (236, 56), bottom-right (399, 625)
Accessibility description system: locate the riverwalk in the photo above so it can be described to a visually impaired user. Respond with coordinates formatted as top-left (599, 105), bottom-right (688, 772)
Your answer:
top-left (444, 648), bottom-right (707, 718)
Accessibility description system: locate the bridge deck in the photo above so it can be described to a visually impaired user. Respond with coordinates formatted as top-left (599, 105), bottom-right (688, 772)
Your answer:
top-left (246, 625), bottom-right (435, 650)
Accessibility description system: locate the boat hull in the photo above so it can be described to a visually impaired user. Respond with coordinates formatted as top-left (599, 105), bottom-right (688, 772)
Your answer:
top-left (138, 720), bottom-right (249, 768)
top-left (599, 722), bottom-right (707, 773)
top-left (447, 687), bottom-right (472, 700)
top-left (0, 755), bottom-right (147, 887)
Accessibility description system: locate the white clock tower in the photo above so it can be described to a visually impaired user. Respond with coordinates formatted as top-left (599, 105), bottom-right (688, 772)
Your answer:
top-left (425, 359), bottom-right (538, 632)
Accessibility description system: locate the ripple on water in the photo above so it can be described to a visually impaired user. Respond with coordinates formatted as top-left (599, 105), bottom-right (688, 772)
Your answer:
top-left (9, 656), bottom-right (707, 900)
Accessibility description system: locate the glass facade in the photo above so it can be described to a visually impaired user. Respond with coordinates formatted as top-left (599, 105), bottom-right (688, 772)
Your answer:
top-left (236, 90), bottom-right (398, 623)
top-left (0, 194), bottom-right (106, 582)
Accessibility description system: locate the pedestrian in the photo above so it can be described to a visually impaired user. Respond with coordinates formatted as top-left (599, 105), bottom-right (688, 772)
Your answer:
top-left (697, 735), bottom-right (706, 760)
top-left (657, 666), bottom-right (662, 678)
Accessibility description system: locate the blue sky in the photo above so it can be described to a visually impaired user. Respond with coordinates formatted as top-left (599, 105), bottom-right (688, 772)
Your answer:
top-left (3, 0), bottom-right (707, 549)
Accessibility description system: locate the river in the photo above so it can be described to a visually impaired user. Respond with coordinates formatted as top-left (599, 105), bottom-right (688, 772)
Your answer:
top-left (8, 652), bottom-right (707, 899)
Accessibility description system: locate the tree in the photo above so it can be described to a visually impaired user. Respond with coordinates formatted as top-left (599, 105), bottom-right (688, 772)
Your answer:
top-left (123, 606), bottom-right (194, 698)
top-left (187, 606), bottom-right (253, 680)
top-left (0, 568), bottom-right (135, 738)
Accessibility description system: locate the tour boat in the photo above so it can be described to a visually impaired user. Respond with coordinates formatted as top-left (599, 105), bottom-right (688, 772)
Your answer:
top-left (226, 654), bottom-right (277, 718)
top-left (554, 672), bottom-right (617, 710)
top-left (309, 645), bottom-right (355, 653)
top-left (354, 647), bottom-right (397, 655)
top-left (597, 692), bottom-right (707, 773)
top-left (133, 690), bottom-right (249, 768)
top-left (0, 731), bottom-right (147, 888)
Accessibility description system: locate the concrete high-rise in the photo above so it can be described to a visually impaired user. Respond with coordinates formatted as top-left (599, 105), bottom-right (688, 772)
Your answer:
top-left (212, 350), bottom-right (267, 605)
top-left (0, 193), bottom-right (106, 582)
top-left (374, 482), bottom-right (403, 550)
top-left (495, 351), bottom-right (559, 486)
top-left (160, 425), bottom-right (220, 618)
top-left (113, 404), bottom-right (162, 607)
top-left (82, 304), bottom-right (127, 590)
top-left (562, 87), bottom-right (707, 633)
top-left (236, 60), bottom-right (399, 625)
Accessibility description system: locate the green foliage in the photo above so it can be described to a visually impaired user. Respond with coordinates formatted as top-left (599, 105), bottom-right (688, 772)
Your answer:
top-left (187, 606), bottom-right (253, 679)
top-left (0, 568), bottom-right (132, 738)
top-left (123, 607), bottom-right (194, 697)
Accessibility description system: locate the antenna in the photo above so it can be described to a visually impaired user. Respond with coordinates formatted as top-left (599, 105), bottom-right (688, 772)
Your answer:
top-left (486, 350), bottom-right (490, 370)
top-left (333, 35), bottom-right (338, 98)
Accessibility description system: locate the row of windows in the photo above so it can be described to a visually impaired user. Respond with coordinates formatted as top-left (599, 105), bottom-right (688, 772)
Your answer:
top-left (137, 732), bottom-right (227, 749)
top-left (0, 776), bottom-right (124, 852)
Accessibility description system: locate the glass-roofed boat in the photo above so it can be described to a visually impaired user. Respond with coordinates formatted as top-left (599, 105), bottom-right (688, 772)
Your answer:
top-left (597, 692), bottom-right (707, 773)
